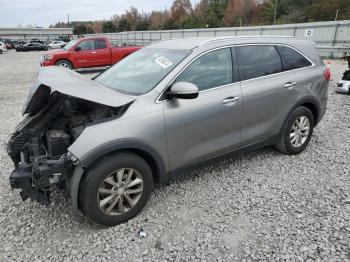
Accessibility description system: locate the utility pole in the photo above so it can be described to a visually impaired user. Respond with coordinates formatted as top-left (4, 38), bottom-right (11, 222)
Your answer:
top-left (67, 14), bottom-right (70, 25)
top-left (335, 9), bottom-right (339, 21)
top-left (274, 0), bottom-right (278, 25)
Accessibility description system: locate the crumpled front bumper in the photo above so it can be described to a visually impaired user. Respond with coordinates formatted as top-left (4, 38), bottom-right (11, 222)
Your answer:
top-left (9, 151), bottom-right (73, 205)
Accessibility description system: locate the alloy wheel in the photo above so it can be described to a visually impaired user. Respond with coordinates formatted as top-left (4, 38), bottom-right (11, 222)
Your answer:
top-left (58, 62), bottom-right (71, 69)
top-left (97, 168), bottom-right (144, 216)
top-left (290, 116), bottom-right (310, 148)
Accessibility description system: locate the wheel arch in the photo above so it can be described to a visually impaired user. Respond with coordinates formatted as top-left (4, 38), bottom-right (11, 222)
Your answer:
top-left (55, 58), bottom-right (74, 69)
top-left (80, 141), bottom-right (168, 185)
top-left (298, 101), bottom-right (319, 126)
top-left (295, 96), bottom-right (321, 126)
top-left (70, 141), bottom-right (168, 218)
top-left (278, 96), bottom-right (321, 137)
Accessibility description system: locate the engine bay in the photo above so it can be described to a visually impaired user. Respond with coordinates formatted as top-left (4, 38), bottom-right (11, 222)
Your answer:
top-left (6, 89), bottom-right (128, 204)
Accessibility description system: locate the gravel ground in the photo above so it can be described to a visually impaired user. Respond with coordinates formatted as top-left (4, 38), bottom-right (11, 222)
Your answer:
top-left (0, 50), bottom-right (349, 262)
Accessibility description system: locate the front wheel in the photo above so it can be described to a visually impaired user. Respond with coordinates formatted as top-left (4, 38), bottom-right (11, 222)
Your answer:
top-left (80, 152), bottom-right (153, 226)
top-left (56, 59), bottom-right (73, 69)
top-left (275, 106), bottom-right (314, 155)
top-left (0, 50), bottom-right (2, 54)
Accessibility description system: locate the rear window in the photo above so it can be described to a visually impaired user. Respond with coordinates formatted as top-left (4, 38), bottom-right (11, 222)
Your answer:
top-left (96, 39), bottom-right (107, 49)
top-left (77, 39), bottom-right (95, 51)
top-left (236, 45), bottom-right (282, 81)
top-left (276, 45), bottom-right (312, 71)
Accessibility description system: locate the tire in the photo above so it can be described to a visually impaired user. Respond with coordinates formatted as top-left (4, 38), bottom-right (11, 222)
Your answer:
top-left (275, 106), bottom-right (314, 155)
top-left (56, 59), bottom-right (73, 69)
top-left (80, 152), bottom-right (153, 226)
top-left (0, 50), bottom-right (2, 54)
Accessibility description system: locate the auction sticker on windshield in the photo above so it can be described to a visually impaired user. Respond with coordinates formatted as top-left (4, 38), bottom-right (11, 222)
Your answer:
top-left (155, 56), bottom-right (173, 69)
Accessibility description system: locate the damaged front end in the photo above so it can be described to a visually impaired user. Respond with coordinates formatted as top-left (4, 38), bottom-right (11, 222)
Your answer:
top-left (6, 67), bottom-right (133, 205)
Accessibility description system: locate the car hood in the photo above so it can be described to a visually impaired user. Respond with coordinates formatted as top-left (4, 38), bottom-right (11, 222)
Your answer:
top-left (23, 67), bottom-right (135, 115)
top-left (43, 49), bottom-right (67, 55)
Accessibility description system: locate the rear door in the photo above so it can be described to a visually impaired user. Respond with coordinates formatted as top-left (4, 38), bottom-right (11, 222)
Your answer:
top-left (94, 38), bottom-right (111, 66)
top-left (164, 47), bottom-right (243, 170)
top-left (237, 45), bottom-right (299, 146)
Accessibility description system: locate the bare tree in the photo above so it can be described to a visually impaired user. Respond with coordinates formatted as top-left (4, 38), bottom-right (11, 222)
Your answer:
top-left (170, 0), bottom-right (193, 25)
top-left (223, 0), bottom-right (256, 26)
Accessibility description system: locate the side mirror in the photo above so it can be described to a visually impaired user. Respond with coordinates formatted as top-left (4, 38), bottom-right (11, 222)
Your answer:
top-left (166, 82), bottom-right (199, 100)
top-left (75, 46), bottom-right (81, 51)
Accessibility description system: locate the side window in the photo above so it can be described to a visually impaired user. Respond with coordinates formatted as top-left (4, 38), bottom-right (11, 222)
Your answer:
top-left (276, 46), bottom-right (312, 71)
top-left (77, 40), bottom-right (95, 51)
top-left (176, 48), bottom-right (233, 91)
top-left (237, 45), bottom-right (282, 81)
top-left (96, 39), bottom-right (107, 49)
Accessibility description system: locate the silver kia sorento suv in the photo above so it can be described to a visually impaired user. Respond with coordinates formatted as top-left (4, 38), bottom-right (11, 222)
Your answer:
top-left (7, 37), bottom-right (329, 226)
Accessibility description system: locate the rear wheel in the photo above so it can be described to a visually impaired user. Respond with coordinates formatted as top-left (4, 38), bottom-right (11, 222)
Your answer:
top-left (275, 106), bottom-right (314, 155)
top-left (80, 152), bottom-right (153, 226)
top-left (56, 59), bottom-right (73, 69)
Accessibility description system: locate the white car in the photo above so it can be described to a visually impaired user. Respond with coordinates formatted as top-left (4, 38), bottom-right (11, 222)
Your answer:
top-left (46, 41), bottom-right (65, 49)
top-left (336, 55), bottom-right (350, 94)
top-left (336, 80), bottom-right (350, 94)
top-left (0, 41), bottom-right (7, 54)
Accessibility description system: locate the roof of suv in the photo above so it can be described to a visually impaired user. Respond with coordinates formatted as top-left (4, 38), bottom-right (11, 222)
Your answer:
top-left (149, 36), bottom-right (314, 50)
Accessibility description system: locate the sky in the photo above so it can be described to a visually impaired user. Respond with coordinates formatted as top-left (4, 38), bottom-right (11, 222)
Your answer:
top-left (0, 0), bottom-right (200, 28)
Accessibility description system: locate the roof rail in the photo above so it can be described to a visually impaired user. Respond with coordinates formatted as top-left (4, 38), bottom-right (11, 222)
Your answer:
top-left (198, 35), bottom-right (295, 46)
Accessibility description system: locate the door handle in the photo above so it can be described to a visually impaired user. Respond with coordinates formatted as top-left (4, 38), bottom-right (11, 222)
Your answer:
top-left (222, 96), bottom-right (239, 105)
top-left (284, 82), bottom-right (297, 88)
top-left (91, 51), bottom-right (97, 54)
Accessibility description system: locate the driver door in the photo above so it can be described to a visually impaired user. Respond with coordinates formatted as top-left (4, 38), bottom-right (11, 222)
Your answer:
top-left (163, 48), bottom-right (243, 170)
top-left (72, 39), bottom-right (98, 68)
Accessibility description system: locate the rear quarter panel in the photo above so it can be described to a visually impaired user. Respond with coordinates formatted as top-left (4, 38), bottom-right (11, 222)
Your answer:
top-left (291, 41), bottom-right (328, 122)
top-left (295, 65), bottom-right (328, 123)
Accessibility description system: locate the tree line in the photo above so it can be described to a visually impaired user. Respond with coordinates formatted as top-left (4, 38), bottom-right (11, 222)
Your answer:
top-left (51, 0), bottom-right (350, 34)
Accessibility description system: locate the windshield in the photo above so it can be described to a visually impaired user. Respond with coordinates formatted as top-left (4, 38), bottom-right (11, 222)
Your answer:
top-left (95, 48), bottom-right (191, 95)
top-left (63, 40), bottom-right (78, 50)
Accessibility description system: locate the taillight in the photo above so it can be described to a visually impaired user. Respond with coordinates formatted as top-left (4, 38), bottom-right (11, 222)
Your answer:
top-left (324, 68), bottom-right (331, 81)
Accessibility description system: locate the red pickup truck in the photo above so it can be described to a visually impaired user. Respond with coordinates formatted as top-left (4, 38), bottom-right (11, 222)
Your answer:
top-left (40, 37), bottom-right (141, 69)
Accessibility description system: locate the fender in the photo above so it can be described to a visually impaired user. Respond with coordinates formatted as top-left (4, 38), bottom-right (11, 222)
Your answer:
top-left (81, 140), bottom-right (168, 178)
top-left (70, 140), bottom-right (169, 217)
top-left (54, 58), bottom-right (74, 68)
